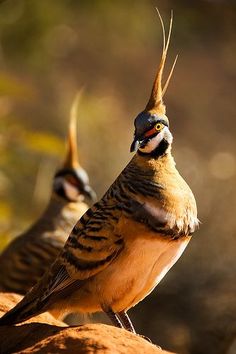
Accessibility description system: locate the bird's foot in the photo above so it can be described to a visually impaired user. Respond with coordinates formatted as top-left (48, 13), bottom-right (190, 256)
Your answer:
top-left (138, 334), bottom-right (152, 343)
top-left (138, 334), bottom-right (162, 349)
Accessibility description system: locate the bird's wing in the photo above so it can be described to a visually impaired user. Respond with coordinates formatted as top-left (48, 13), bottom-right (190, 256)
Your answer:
top-left (40, 199), bottom-right (124, 301)
top-left (0, 194), bottom-right (128, 325)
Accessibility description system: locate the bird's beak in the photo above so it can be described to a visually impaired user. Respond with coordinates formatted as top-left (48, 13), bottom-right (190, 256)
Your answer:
top-left (130, 136), bottom-right (144, 153)
top-left (83, 185), bottom-right (97, 202)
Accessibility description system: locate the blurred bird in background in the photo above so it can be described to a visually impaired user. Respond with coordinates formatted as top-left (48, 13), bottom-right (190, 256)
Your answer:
top-left (0, 95), bottom-right (96, 295)
top-left (0, 12), bottom-right (199, 337)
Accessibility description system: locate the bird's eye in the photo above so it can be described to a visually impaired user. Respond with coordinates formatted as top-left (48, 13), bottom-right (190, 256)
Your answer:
top-left (155, 123), bottom-right (163, 131)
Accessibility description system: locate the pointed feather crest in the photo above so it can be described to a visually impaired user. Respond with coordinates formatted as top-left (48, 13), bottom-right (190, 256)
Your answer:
top-left (63, 91), bottom-right (83, 169)
top-left (145, 9), bottom-right (177, 116)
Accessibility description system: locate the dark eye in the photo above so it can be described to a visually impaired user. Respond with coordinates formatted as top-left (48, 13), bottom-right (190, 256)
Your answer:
top-left (155, 123), bottom-right (163, 131)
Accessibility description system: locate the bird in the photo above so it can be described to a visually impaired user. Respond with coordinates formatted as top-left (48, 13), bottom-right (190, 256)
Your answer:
top-left (0, 95), bottom-right (96, 295)
top-left (0, 11), bottom-right (199, 333)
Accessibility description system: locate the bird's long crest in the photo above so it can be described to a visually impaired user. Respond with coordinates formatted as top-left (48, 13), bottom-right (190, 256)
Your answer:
top-left (145, 9), bottom-right (177, 115)
top-left (63, 91), bottom-right (83, 169)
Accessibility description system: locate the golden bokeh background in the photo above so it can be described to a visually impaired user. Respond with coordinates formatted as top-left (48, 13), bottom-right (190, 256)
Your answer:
top-left (0, 1), bottom-right (235, 353)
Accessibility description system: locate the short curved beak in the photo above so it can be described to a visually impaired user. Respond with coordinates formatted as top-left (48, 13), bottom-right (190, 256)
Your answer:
top-left (130, 136), bottom-right (144, 153)
top-left (130, 136), bottom-right (145, 152)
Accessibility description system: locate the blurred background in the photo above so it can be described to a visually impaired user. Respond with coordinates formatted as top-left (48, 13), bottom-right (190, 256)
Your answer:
top-left (0, 0), bottom-right (235, 353)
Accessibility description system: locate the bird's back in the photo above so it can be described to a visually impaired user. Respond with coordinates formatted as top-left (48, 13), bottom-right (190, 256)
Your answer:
top-left (0, 198), bottom-right (88, 294)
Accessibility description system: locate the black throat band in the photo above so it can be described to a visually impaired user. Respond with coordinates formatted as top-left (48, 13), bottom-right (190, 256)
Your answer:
top-left (137, 139), bottom-right (169, 159)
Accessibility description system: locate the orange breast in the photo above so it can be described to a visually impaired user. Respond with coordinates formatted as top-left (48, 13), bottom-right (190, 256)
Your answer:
top-left (88, 225), bottom-right (191, 313)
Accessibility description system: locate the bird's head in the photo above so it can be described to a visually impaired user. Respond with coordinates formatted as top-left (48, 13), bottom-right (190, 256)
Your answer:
top-left (131, 10), bottom-right (177, 158)
top-left (53, 94), bottom-right (96, 203)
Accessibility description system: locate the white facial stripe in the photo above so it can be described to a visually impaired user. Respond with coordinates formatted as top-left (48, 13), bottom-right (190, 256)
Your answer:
top-left (63, 180), bottom-right (79, 200)
top-left (54, 176), bottom-right (80, 201)
top-left (138, 126), bottom-right (165, 153)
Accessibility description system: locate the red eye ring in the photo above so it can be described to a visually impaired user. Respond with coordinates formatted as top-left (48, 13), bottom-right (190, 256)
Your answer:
top-left (66, 176), bottom-right (78, 186)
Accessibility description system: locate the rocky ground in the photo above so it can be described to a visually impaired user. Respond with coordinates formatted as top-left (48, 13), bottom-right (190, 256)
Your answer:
top-left (0, 292), bottom-right (174, 354)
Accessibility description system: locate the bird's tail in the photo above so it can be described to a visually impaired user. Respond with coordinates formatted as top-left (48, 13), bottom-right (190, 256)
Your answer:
top-left (0, 267), bottom-right (55, 326)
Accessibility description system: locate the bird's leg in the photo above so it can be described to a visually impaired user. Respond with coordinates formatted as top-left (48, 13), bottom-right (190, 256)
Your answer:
top-left (105, 308), bottom-right (124, 329)
top-left (118, 311), bottom-right (154, 344)
top-left (104, 308), bottom-right (153, 344)
top-left (117, 310), bottom-right (136, 333)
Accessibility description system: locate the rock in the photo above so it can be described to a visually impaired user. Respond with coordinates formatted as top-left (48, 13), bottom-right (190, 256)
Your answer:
top-left (0, 292), bottom-right (175, 353)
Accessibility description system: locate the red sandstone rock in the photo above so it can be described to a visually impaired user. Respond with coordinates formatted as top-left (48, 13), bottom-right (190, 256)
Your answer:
top-left (0, 292), bottom-right (175, 353)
